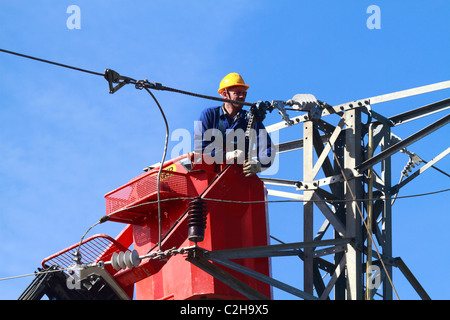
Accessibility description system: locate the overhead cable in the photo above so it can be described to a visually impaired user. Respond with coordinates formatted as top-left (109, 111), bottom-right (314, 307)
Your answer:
top-left (0, 48), bottom-right (253, 106)
top-left (0, 48), bottom-right (104, 77)
top-left (143, 87), bottom-right (170, 252)
top-left (0, 267), bottom-right (69, 282)
top-left (106, 186), bottom-right (450, 215)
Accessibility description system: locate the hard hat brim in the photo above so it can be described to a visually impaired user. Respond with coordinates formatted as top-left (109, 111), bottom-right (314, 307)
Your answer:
top-left (218, 84), bottom-right (249, 94)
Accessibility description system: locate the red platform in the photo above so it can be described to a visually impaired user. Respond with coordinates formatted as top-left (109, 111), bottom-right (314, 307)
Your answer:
top-left (42, 154), bottom-right (272, 300)
top-left (106, 154), bottom-right (272, 300)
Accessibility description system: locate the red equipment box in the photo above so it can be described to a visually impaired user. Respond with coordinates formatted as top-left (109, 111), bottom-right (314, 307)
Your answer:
top-left (106, 154), bottom-right (272, 300)
top-left (42, 154), bottom-right (272, 300)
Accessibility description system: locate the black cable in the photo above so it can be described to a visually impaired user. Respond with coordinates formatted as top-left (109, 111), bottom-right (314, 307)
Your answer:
top-left (0, 48), bottom-right (104, 77)
top-left (204, 187), bottom-right (450, 203)
top-left (143, 87), bottom-right (170, 253)
top-left (108, 186), bottom-right (450, 213)
top-left (0, 48), bottom-right (255, 107)
top-left (154, 83), bottom-right (255, 107)
top-left (422, 159), bottom-right (450, 178)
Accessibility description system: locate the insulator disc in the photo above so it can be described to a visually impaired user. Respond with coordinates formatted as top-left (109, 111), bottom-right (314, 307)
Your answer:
top-left (118, 251), bottom-right (126, 270)
top-left (131, 249), bottom-right (141, 268)
top-left (111, 252), bottom-right (120, 271)
top-left (124, 251), bottom-right (133, 269)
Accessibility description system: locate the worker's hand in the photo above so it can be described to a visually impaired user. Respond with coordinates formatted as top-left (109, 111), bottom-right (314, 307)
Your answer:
top-left (225, 149), bottom-right (245, 164)
top-left (291, 94), bottom-right (318, 111)
top-left (243, 160), bottom-right (262, 177)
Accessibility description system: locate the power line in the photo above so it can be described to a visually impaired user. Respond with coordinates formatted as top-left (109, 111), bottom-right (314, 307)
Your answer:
top-left (5, 187), bottom-right (447, 282)
top-left (0, 48), bottom-right (254, 106)
top-left (0, 48), bottom-right (104, 77)
top-left (143, 87), bottom-right (170, 253)
top-left (0, 267), bottom-right (69, 282)
top-left (105, 186), bottom-right (450, 214)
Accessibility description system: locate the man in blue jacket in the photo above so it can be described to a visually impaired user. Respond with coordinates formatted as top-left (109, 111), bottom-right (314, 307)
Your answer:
top-left (194, 73), bottom-right (274, 177)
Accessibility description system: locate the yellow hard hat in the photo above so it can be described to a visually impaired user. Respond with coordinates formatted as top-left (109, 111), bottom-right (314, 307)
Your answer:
top-left (218, 73), bottom-right (249, 94)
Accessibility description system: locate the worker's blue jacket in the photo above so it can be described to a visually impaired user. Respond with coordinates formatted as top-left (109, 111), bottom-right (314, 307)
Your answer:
top-left (194, 105), bottom-right (274, 168)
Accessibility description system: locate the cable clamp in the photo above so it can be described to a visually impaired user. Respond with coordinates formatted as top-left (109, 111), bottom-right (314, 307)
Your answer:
top-left (104, 69), bottom-right (136, 94)
top-left (271, 100), bottom-right (294, 126)
top-left (135, 79), bottom-right (162, 91)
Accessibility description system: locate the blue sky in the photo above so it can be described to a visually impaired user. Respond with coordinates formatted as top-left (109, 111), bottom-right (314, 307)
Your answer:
top-left (0, 1), bottom-right (449, 300)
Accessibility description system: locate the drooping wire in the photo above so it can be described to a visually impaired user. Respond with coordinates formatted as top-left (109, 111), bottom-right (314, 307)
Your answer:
top-left (1, 186), bottom-right (449, 283)
top-left (142, 87), bottom-right (170, 253)
top-left (105, 186), bottom-right (450, 215)
top-left (73, 220), bottom-right (102, 264)
top-left (73, 215), bottom-right (110, 264)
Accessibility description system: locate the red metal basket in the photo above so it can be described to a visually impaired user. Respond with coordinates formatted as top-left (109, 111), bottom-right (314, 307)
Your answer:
top-left (104, 155), bottom-right (193, 217)
top-left (105, 171), bottom-right (188, 215)
top-left (41, 234), bottom-right (128, 270)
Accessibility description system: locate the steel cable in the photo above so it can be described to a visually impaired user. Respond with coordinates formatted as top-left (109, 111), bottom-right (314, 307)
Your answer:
top-left (0, 48), bottom-right (254, 106)
top-left (143, 87), bottom-right (170, 253)
top-left (0, 48), bottom-right (104, 77)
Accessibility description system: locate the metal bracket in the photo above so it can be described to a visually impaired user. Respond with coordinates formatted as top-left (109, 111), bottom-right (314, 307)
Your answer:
top-left (104, 69), bottom-right (136, 94)
top-left (261, 169), bottom-right (360, 191)
top-left (313, 244), bottom-right (347, 258)
top-left (271, 100), bottom-right (294, 126)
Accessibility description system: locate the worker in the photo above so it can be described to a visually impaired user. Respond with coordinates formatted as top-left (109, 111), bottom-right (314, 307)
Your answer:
top-left (194, 73), bottom-right (274, 177)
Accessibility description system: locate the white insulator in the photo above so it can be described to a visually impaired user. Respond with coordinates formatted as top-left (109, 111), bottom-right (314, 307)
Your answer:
top-left (290, 94), bottom-right (318, 111)
top-left (124, 251), bottom-right (132, 268)
top-left (111, 252), bottom-right (120, 271)
top-left (125, 250), bottom-right (141, 268)
top-left (118, 251), bottom-right (127, 270)
top-left (111, 250), bottom-right (141, 271)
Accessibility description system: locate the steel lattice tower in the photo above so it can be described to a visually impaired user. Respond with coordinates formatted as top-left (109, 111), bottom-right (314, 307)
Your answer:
top-left (200, 81), bottom-right (449, 300)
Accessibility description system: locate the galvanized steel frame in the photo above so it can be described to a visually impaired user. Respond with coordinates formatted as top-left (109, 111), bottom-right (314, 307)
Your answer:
top-left (188, 81), bottom-right (449, 300)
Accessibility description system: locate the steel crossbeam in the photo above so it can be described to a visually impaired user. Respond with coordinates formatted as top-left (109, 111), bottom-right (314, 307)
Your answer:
top-left (252, 80), bottom-right (449, 300)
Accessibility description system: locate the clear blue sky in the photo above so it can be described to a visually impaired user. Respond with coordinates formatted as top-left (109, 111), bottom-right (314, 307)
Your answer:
top-left (0, 1), bottom-right (449, 300)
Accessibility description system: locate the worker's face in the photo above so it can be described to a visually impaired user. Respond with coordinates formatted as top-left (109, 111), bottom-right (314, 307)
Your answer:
top-left (222, 86), bottom-right (247, 109)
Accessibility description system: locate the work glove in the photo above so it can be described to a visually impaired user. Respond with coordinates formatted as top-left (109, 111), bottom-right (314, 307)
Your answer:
top-left (225, 149), bottom-right (245, 164)
top-left (290, 94), bottom-right (318, 111)
top-left (243, 159), bottom-right (262, 177)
